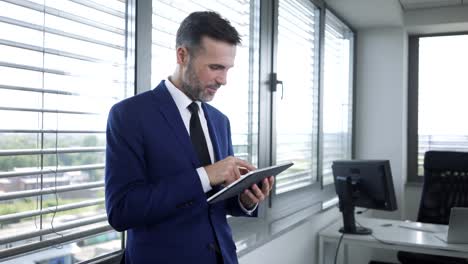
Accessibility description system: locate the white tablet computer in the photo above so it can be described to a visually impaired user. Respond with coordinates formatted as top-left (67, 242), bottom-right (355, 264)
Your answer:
top-left (207, 162), bottom-right (294, 204)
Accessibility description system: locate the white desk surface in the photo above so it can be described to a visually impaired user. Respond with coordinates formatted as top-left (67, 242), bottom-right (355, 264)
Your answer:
top-left (319, 217), bottom-right (468, 263)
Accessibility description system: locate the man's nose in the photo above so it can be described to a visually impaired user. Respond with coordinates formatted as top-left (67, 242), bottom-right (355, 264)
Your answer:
top-left (216, 72), bottom-right (227, 86)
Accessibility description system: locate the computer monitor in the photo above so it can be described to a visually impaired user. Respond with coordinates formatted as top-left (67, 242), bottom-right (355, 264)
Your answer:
top-left (332, 160), bottom-right (397, 235)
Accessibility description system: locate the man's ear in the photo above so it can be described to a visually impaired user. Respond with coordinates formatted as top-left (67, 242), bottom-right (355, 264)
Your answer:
top-left (176, 46), bottom-right (189, 66)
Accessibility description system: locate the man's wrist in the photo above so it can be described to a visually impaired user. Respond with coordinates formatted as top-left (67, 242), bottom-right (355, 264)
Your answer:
top-left (196, 167), bottom-right (212, 193)
top-left (238, 195), bottom-right (258, 215)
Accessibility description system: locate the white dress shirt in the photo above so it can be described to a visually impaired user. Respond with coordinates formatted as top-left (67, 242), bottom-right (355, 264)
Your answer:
top-left (165, 79), bottom-right (214, 193)
top-left (164, 78), bottom-right (257, 214)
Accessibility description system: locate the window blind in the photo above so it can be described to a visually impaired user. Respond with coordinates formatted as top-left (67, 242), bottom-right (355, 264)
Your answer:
top-left (152, 0), bottom-right (260, 166)
top-left (321, 10), bottom-right (353, 185)
top-left (275, 0), bottom-right (320, 194)
top-left (0, 0), bottom-right (132, 262)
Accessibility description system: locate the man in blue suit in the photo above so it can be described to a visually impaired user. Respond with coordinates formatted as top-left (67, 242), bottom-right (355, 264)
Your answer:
top-left (105, 11), bottom-right (274, 264)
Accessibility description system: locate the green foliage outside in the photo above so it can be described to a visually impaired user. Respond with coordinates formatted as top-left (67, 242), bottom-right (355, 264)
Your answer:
top-left (0, 134), bottom-right (105, 177)
top-left (0, 134), bottom-right (107, 219)
top-left (0, 196), bottom-right (106, 223)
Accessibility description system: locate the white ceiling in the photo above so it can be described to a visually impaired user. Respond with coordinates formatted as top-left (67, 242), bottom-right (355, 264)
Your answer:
top-left (399, 0), bottom-right (467, 11)
top-left (325, 0), bottom-right (404, 28)
top-left (325, 0), bottom-right (468, 29)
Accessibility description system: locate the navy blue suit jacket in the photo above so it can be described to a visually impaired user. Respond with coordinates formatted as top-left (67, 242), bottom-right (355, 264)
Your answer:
top-left (105, 81), bottom-right (254, 264)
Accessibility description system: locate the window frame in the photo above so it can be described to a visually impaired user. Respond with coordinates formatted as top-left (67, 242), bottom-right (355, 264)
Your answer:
top-left (407, 32), bottom-right (468, 183)
top-left (0, 0), bottom-right (356, 261)
top-left (320, 9), bottom-right (355, 187)
top-left (265, 0), bottom-right (355, 218)
top-left (140, 0), bottom-right (353, 220)
top-left (0, 0), bottom-right (135, 261)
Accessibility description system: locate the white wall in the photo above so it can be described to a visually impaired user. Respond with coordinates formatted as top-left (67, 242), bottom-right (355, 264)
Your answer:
top-left (354, 27), bottom-right (408, 220)
top-left (239, 208), bottom-right (340, 264)
top-left (348, 27), bottom-right (408, 263)
top-left (404, 184), bottom-right (422, 221)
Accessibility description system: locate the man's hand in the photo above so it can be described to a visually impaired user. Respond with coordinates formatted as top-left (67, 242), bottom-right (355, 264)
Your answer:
top-left (204, 156), bottom-right (256, 186)
top-left (239, 176), bottom-right (274, 209)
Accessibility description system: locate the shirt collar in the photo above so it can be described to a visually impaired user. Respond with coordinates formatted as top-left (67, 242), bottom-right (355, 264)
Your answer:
top-left (165, 77), bottom-right (201, 112)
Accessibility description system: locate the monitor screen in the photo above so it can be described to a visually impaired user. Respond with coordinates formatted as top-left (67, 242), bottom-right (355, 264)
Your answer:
top-left (332, 160), bottom-right (397, 234)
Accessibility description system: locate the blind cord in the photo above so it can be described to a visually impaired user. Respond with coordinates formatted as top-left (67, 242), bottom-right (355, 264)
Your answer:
top-left (41, 0), bottom-right (64, 245)
top-left (50, 106), bottom-right (64, 246)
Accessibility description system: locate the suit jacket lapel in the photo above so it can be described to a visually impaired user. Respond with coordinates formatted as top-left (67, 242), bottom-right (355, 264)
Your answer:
top-left (151, 82), bottom-right (199, 167)
top-left (202, 103), bottom-right (221, 163)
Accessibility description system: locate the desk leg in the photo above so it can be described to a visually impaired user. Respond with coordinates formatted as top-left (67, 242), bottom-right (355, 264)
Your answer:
top-left (343, 243), bottom-right (348, 264)
top-left (318, 236), bottom-right (324, 264)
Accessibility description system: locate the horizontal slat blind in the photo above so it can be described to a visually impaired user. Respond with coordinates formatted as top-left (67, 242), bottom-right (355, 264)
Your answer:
top-left (275, 0), bottom-right (320, 194)
top-left (0, 0), bottom-right (131, 262)
top-left (322, 10), bottom-right (353, 185)
top-left (152, 0), bottom-right (260, 165)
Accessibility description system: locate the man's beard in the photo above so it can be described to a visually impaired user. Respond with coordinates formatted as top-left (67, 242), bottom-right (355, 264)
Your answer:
top-left (180, 61), bottom-right (206, 102)
top-left (180, 61), bottom-right (220, 102)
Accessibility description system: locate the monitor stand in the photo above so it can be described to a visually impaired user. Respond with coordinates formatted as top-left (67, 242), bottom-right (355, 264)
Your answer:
top-left (336, 176), bottom-right (372, 235)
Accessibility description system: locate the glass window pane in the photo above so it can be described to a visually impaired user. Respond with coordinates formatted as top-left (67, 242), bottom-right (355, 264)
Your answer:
top-left (417, 34), bottom-right (468, 175)
top-left (0, 0), bottom-right (131, 261)
top-left (275, 0), bottom-right (320, 194)
top-left (151, 0), bottom-right (260, 165)
top-left (322, 10), bottom-right (354, 185)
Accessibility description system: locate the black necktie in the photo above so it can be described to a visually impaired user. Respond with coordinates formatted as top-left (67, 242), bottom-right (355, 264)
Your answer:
top-left (188, 102), bottom-right (212, 167)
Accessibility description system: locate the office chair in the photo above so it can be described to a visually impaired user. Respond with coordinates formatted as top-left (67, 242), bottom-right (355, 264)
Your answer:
top-left (397, 150), bottom-right (468, 264)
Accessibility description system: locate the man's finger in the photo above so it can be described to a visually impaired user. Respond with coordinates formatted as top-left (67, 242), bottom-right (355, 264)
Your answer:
top-left (269, 176), bottom-right (274, 191)
top-left (261, 178), bottom-right (270, 193)
top-left (243, 189), bottom-right (259, 204)
top-left (233, 165), bottom-right (241, 180)
top-left (239, 166), bottom-right (250, 175)
top-left (234, 158), bottom-right (256, 171)
top-left (250, 184), bottom-right (265, 201)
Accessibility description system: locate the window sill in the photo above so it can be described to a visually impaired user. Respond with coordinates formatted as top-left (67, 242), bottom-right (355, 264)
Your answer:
top-left (229, 184), bottom-right (336, 257)
top-left (229, 202), bottom-right (322, 258)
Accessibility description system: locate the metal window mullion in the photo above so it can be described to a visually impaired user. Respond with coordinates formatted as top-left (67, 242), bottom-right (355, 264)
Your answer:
top-left (0, 16), bottom-right (124, 50)
top-left (0, 146), bottom-right (106, 156)
top-left (3, 0), bottom-right (124, 35)
top-left (0, 198), bottom-right (104, 223)
top-left (0, 224), bottom-right (114, 261)
top-left (0, 129), bottom-right (105, 134)
top-left (0, 181), bottom-right (104, 201)
top-left (0, 214), bottom-right (108, 245)
top-left (0, 164), bottom-right (105, 178)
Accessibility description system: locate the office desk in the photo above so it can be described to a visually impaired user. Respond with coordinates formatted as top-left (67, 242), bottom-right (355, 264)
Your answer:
top-left (318, 217), bottom-right (468, 264)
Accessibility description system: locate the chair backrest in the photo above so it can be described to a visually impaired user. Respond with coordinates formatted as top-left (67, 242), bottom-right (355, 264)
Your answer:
top-left (417, 151), bottom-right (468, 225)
